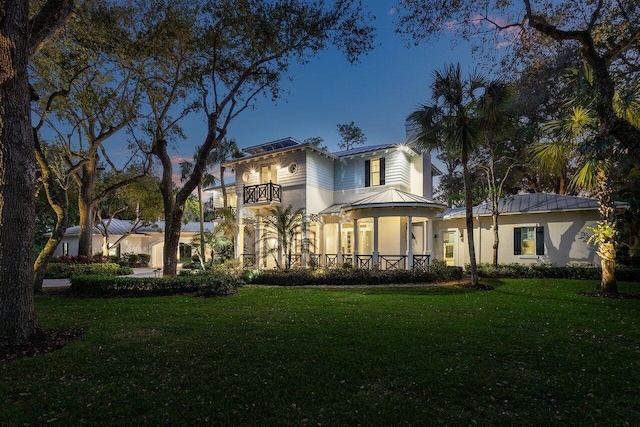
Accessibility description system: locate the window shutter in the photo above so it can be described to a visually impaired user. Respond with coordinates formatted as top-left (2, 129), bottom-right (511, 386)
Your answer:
top-left (364, 159), bottom-right (370, 187)
top-left (380, 157), bottom-right (385, 185)
top-left (536, 226), bottom-right (544, 255)
top-left (514, 227), bottom-right (522, 255)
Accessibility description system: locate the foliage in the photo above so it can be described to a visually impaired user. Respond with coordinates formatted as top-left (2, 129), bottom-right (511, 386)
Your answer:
top-left (336, 121), bottom-right (367, 151)
top-left (244, 266), bottom-right (463, 286)
top-left (262, 205), bottom-right (310, 270)
top-left (469, 262), bottom-right (640, 282)
top-left (408, 63), bottom-right (510, 287)
top-left (68, 274), bottom-right (242, 298)
top-left (45, 262), bottom-right (131, 279)
top-left (119, 253), bottom-right (150, 268)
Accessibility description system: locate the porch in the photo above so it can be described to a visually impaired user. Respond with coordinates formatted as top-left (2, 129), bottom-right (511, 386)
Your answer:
top-left (241, 252), bottom-right (432, 270)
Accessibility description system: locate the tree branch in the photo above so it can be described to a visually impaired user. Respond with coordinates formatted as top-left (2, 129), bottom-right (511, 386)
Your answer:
top-left (28, 0), bottom-right (75, 56)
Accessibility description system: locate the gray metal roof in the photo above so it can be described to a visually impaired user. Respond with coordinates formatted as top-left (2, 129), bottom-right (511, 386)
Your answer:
top-left (318, 204), bottom-right (344, 215)
top-left (333, 143), bottom-right (416, 158)
top-left (344, 188), bottom-right (446, 211)
top-left (242, 137), bottom-right (301, 155)
top-left (437, 193), bottom-right (629, 218)
top-left (63, 219), bottom-right (213, 236)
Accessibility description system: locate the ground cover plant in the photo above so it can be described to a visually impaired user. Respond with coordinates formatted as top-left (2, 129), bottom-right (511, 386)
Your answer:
top-left (2, 279), bottom-right (639, 425)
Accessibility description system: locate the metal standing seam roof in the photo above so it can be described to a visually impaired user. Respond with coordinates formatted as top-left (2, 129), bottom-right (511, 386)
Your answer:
top-left (333, 143), bottom-right (417, 158)
top-left (436, 193), bottom-right (629, 218)
top-left (62, 219), bottom-right (213, 236)
top-left (320, 188), bottom-right (447, 215)
top-left (242, 137), bottom-right (302, 155)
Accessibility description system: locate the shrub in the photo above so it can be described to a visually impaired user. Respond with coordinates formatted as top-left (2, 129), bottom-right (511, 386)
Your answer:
top-left (68, 274), bottom-right (243, 298)
top-left (45, 262), bottom-right (131, 279)
top-left (469, 262), bottom-right (640, 282)
top-left (245, 266), bottom-right (463, 286)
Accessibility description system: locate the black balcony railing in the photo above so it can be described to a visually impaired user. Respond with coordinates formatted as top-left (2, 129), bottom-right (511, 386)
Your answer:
top-left (241, 252), bottom-right (433, 271)
top-left (243, 182), bottom-right (281, 205)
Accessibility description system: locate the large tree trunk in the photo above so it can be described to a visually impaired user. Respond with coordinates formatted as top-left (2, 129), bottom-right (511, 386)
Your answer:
top-left (0, 2), bottom-right (40, 345)
top-left (462, 160), bottom-right (479, 287)
top-left (77, 164), bottom-right (97, 259)
top-left (596, 165), bottom-right (617, 293)
top-left (220, 165), bottom-right (228, 209)
top-left (1, 0), bottom-right (73, 346)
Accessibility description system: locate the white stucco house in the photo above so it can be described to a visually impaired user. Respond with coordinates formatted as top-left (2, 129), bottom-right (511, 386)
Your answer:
top-left (223, 137), bottom-right (446, 270)
top-left (222, 137), bottom-right (622, 270)
top-left (53, 219), bottom-right (214, 268)
top-left (54, 135), bottom-right (622, 270)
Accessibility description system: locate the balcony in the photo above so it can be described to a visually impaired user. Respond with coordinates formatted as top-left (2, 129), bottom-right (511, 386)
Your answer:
top-left (243, 182), bottom-right (281, 205)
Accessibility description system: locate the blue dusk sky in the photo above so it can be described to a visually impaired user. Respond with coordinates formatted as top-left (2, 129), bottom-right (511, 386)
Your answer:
top-left (182, 3), bottom-right (481, 156)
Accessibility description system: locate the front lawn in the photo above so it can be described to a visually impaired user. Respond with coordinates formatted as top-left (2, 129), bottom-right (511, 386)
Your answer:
top-left (2, 279), bottom-right (639, 425)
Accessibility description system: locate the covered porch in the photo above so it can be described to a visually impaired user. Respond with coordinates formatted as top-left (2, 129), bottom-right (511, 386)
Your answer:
top-left (238, 188), bottom-right (447, 270)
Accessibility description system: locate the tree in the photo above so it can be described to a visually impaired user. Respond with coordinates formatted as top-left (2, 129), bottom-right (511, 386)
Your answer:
top-left (304, 136), bottom-right (328, 151)
top-left (94, 175), bottom-right (163, 256)
top-left (547, 62), bottom-right (640, 293)
top-left (30, 0), bottom-right (158, 259)
top-left (1, 0), bottom-right (74, 346)
top-left (208, 138), bottom-right (243, 209)
top-left (408, 63), bottom-right (511, 287)
top-left (336, 121), bottom-right (367, 151)
top-left (153, 0), bottom-right (375, 276)
top-left (262, 205), bottom-right (309, 269)
top-left (395, 0), bottom-right (640, 157)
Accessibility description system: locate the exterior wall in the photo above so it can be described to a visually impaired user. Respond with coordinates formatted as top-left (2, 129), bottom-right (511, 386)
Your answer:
top-left (435, 210), bottom-right (600, 267)
top-left (306, 151), bottom-right (334, 214)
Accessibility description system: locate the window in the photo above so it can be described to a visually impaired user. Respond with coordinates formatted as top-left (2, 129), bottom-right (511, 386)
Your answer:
top-left (365, 158), bottom-right (385, 187)
top-left (62, 242), bottom-right (69, 256)
top-left (514, 226), bottom-right (544, 256)
top-left (260, 164), bottom-right (278, 184)
top-left (108, 245), bottom-right (120, 257)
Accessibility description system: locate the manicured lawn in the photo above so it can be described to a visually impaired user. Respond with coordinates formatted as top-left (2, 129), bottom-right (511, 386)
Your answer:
top-left (2, 279), bottom-right (640, 425)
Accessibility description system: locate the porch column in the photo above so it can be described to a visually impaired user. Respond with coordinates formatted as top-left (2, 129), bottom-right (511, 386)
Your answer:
top-left (318, 220), bottom-right (325, 266)
top-left (427, 218), bottom-right (434, 264)
top-left (337, 221), bottom-right (343, 263)
top-left (406, 215), bottom-right (413, 270)
top-left (301, 218), bottom-right (308, 268)
top-left (372, 216), bottom-right (379, 266)
top-left (236, 223), bottom-right (245, 260)
top-left (254, 216), bottom-right (262, 268)
top-left (353, 218), bottom-right (359, 264)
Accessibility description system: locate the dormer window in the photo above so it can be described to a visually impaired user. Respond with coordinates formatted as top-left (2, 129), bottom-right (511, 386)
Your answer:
top-left (365, 158), bottom-right (385, 187)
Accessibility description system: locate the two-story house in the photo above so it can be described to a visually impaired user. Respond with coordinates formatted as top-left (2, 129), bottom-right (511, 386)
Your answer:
top-left (222, 137), bottom-right (447, 270)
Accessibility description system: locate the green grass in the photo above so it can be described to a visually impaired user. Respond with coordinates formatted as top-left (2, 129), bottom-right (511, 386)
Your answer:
top-left (2, 279), bottom-right (640, 425)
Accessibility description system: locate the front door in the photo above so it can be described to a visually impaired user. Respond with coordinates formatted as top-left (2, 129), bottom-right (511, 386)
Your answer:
top-left (442, 230), bottom-right (456, 266)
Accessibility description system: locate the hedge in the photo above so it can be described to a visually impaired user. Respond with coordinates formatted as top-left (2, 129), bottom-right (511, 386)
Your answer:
top-left (244, 266), bottom-right (464, 287)
top-left (469, 263), bottom-right (640, 282)
top-left (68, 274), bottom-right (243, 298)
top-left (45, 262), bottom-right (133, 279)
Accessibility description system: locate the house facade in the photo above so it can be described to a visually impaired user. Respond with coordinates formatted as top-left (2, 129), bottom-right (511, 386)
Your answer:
top-left (222, 137), bottom-right (447, 270)
top-left (54, 219), bottom-right (214, 268)
top-left (434, 193), bottom-right (628, 267)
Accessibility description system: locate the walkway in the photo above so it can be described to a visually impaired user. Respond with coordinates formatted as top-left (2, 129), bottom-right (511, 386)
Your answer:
top-left (42, 267), bottom-right (162, 288)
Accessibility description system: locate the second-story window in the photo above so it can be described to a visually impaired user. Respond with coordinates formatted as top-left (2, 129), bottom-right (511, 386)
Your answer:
top-left (365, 158), bottom-right (385, 187)
top-left (260, 164), bottom-right (278, 184)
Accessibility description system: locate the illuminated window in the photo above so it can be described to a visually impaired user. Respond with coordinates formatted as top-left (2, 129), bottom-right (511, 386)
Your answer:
top-left (365, 158), bottom-right (385, 187)
top-left (514, 226), bottom-right (544, 256)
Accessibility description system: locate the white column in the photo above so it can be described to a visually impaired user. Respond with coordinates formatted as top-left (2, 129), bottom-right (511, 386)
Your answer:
top-left (237, 223), bottom-right (245, 260)
top-left (337, 221), bottom-right (343, 263)
top-left (254, 216), bottom-right (262, 268)
top-left (353, 218), bottom-right (359, 266)
top-left (301, 219), bottom-right (308, 268)
top-left (427, 218), bottom-right (434, 264)
top-left (407, 215), bottom-right (413, 269)
top-left (318, 220), bottom-right (325, 266)
top-left (372, 216), bottom-right (379, 266)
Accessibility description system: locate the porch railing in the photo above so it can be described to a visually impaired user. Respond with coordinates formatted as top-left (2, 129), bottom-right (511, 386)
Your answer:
top-left (380, 255), bottom-right (407, 270)
top-left (243, 182), bottom-right (281, 205)
top-left (241, 253), bottom-right (433, 271)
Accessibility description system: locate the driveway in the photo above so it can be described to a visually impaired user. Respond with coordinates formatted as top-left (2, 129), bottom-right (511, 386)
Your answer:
top-left (42, 267), bottom-right (163, 288)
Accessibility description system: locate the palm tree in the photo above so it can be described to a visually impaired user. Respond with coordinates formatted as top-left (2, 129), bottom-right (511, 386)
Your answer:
top-left (407, 63), bottom-right (510, 287)
top-left (208, 138), bottom-right (243, 208)
top-left (547, 62), bottom-right (640, 293)
top-left (262, 205), bottom-right (308, 270)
